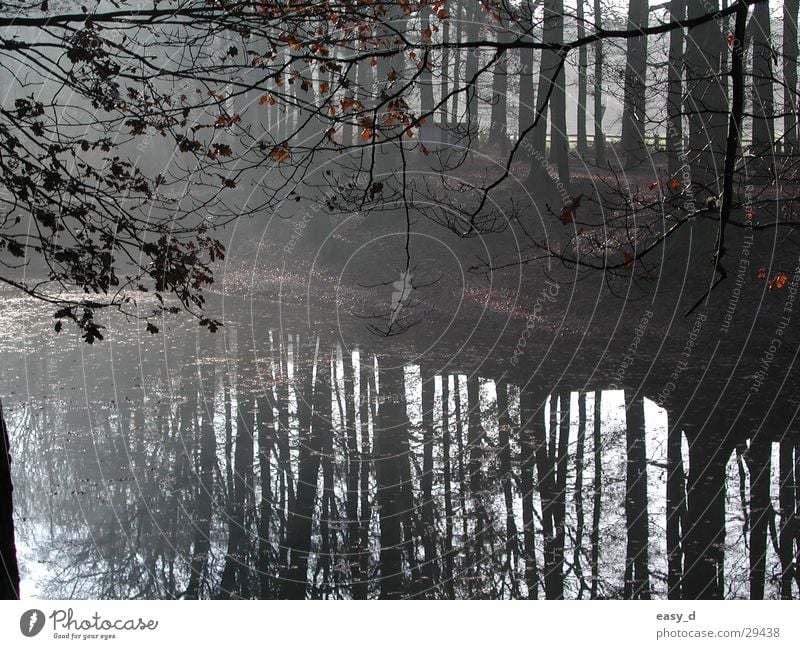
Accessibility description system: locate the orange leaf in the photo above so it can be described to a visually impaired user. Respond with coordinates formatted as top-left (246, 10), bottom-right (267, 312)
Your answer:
top-left (757, 266), bottom-right (767, 280)
top-left (775, 272), bottom-right (788, 289)
top-left (319, 81), bottom-right (329, 94)
top-left (259, 94), bottom-right (276, 106)
top-left (669, 179), bottom-right (681, 191)
top-left (269, 145), bottom-right (291, 163)
top-left (360, 127), bottom-right (373, 141)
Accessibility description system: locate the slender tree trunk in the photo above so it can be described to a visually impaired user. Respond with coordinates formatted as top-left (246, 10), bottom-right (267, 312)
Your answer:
top-left (529, 0), bottom-right (558, 186)
top-left (751, 0), bottom-right (774, 179)
top-left (440, 16), bottom-right (451, 125)
top-left (0, 401), bottom-right (20, 600)
top-left (463, 2), bottom-right (482, 139)
top-left (576, 1), bottom-right (589, 155)
top-left (685, 0), bottom-right (726, 194)
top-left (592, 0), bottom-right (606, 166)
top-left (490, 17), bottom-right (509, 156)
top-left (747, 438), bottom-right (771, 600)
top-left (621, 0), bottom-right (649, 168)
top-left (419, 6), bottom-right (435, 117)
top-left (547, 1), bottom-right (569, 190)
top-left (623, 392), bottom-right (651, 599)
top-left (667, 0), bottom-right (685, 178)
top-left (784, 0), bottom-right (799, 157)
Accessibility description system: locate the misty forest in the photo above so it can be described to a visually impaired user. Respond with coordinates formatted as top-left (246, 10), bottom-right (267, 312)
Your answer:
top-left (1, 0), bottom-right (800, 601)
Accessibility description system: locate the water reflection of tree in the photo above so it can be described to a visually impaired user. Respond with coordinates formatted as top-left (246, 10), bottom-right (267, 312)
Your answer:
top-left (4, 315), bottom-right (799, 599)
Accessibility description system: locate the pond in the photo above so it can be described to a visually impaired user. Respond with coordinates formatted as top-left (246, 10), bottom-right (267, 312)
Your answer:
top-left (1, 294), bottom-right (794, 599)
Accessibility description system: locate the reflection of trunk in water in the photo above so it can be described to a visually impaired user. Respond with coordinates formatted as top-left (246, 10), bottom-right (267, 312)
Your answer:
top-left (466, 375), bottom-right (487, 592)
top-left (623, 391), bottom-right (651, 599)
top-left (186, 342), bottom-right (215, 600)
top-left (441, 375), bottom-right (455, 598)
top-left (666, 410), bottom-right (686, 600)
top-left (519, 387), bottom-right (540, 599)
top-left (281, 335), bottom-right (320, 599)
top-left (573, 392), bottom-right (588, 598)
top-left (218, 335), bottom-right (255, 599)
top-left (682, 433), bottom-right (729, 599)
top-left (342, 348), bottom-right (360, 594)
top-left (420, 365), bottom-right (438, 594)
top-left (315, 349), bottom-right (336, 597)
top-left (497, 380), bottom-right (519, 597)
top-left (747, 437), bottom-right (771, 600)
top-left (590, 390), bottom-right (602, 599)
top-left (375, 361), bottom-right (407, 599)
top-left (0, 401), bottom-right (19, 599)
top-left (778, 441), bottom-right (796, 598)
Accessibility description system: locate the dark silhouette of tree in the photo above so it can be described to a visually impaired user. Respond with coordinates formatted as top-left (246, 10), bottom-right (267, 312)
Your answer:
top-left (623, 391), bottom-right (651, 599)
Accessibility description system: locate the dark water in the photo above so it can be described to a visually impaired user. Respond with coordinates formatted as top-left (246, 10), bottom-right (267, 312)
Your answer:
top-left (0, 294), bottom-right (796, 600)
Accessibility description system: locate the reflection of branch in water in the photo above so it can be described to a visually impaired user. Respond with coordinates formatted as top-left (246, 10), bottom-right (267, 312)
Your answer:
top-left (357, 268), bottom-right (440, 337)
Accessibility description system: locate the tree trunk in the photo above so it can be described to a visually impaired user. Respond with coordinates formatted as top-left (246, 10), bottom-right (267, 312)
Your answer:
top-left (685, 0), bottom-right (726, 194)
top-left (751, 0), bottom-right (774, 179)
top-left (784, 0), bottom-right (799, 156)
top-left (667, 0), bottom-right (685, 179)
top-left (621, 0), bottom-right (649, 168)
top-left (546, 1), bottom-right (569, 191)
top-left (0, 400), bottom-right (20, 600)
top-left (490, 17), bottom-right (509, 156)
top-left (592, 0), bottom-right (606, 166)
top-left (576, 1), bottom-right (589, 155)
